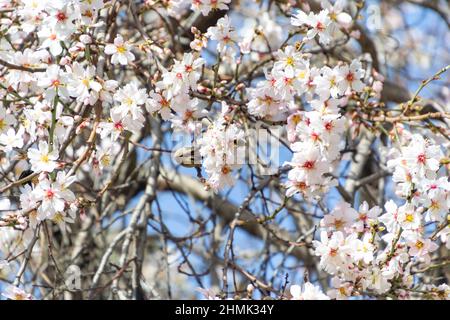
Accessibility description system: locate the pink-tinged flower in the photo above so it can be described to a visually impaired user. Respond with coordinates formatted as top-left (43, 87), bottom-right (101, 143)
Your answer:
top-left (322, 201), bottom-right (358, 233)
top-left (1, 285), bottom-right (33, 300)
top-left (172, 53), bottom-right (205, 91)
top-left (352, 201), bottom-right (381, 232)
top-left (403, 134), bottom-right (442, 179)
top-left (313, 231), bottom-right (349, 274)
top-left (206, 15), bottom-right (237, 53)
top-left (338, 60), bottom-right (365, 93)
top-left (407, 237), bottom-right (438, 264)
top-left (291, 9), bottom-right (332, 45)
top-left (37, 64), bottom-right (69, 101)
top-left (288, 141), bottom-right (329, 184)
top-left (32, 178), bottom-right (66, 219)
top-left (146, 90), bottom-right (173, 121)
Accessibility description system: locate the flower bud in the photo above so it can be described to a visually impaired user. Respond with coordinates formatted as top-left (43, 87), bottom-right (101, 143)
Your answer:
top-left (80, 34), bottom-right (92, 44)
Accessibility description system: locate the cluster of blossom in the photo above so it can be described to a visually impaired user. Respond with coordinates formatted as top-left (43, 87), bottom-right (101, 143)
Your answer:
top-left (21, 170), bottom-right (77, 231)
top-left (0, 1), bottom-right (112, 239)
top-left (204, 15), bottom-right (240, 60)
top-left (387, 133), bottom-right (449, 226)
top-left (310, 130), bottom-right (449, 299)
top-left (291, 0), bottom-right (353, 46)
top-left (0, 0), bottom-right (447, 301)
top-left (0, 0), bottom-right (212, 242)
top-left (197, 105), bottom-right (246, 190)
top-left (242, 2), bottom-right (366, 199)
top-left (0, 198), bottom-right (41, 294)
top-left (13, 0), bottom-right (105, 56)
top-left (185, 4), bottom-right (366, 197)
top-left (146, 53), bottom-right (206, 133)
top-left (283, 100), bottom-right (347, 199)
top-left (0, 173), bottom-right (77, 233)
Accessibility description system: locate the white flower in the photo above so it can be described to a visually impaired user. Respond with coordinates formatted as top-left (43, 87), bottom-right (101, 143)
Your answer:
top-left (37, 64), bottom-right (69, 101)
top-left (105, 35), bottom-right (135, 65)
top-left (379, 200), bottom-right (401, 233)
top-left (288, 141), bottom-right (329, 185)
top-left (362, 267), bottom-right (394, 294)
top-left (55, 171), bottom-right (76, 201)
top-left (328, 277), bottom-right (353, 300)
top-left (78, 0), bottom-right (104, 24)
top-left (192, 0), bottom-right (231, 16)
top-left (291, 9), bottom-right (332, 45)
top-left (172, 53), bottom-right (205, 90)
top-left (113, 82), bottom-right (147, 121)
top-left (290, 282), bottom-right (330, 300)
top-left (146, 90), bottom-right (173, 120)
top-left (206, 15), bottom-right (237, 53)
top-left (273, 67), bottom-right (300, 99)
top-left (352, 201), bottom-right (382, 233)
top-left (274, 45), bottom-right (304, 73)
top-left (321, 0), bottom-right (352, 28)
top-left (0, 127), bottom-right (24, 153)
top-left (20, 184), bottom-right (37, 211)
top-left (313, 231), bottom-right (349, 274)
top-left (407, 237), bottom-right (438, 263)
top-left (32, 178), bottom-right (65, 220)
top-left (55, 116), bottom-right (74, 144)
top-left (44, 0), bottom-right (78, 33)
top-left (338, 60), bottom-right (365, 93)
top-left (247, 83), bottom-right (285, 120)
top-left (99, 79), bottom-right (119, 105)
top-left (27, 141), bottom-right (59, 173)
top-left (422, 188), bottom-right (449, 222)
top-left (100, 109), bottom-right (143, 140)
top-left (349, 234), bottom-right (375, 264)
top-left (171, 96), bottom-right (204, 133)
top-left (0, 104), bottom-right (16, 133)
top-left (38, 25), bottom-right (70, 56)
top-left (1, 285), bottom-right (33, 300)
top-left (397, 203), bottom-right (422, 230)
top-left (322, 201), bottom-right (358, 233)
top-left (67, 62), bottom-right (102, 105)
top-left (198, 120), bottom-right (245, 191)
top-left (403, 134), bottom-right (442, 179)
top-left (313, 66), bottom-right (343, 99)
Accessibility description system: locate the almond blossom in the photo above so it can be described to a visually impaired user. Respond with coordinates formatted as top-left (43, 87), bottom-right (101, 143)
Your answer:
top-left (105, 35), bottom-right (135, 66)
top-left (0, 0), bottom-right (447, 302)
top-left (27, 141), bottom-right (59, 173)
